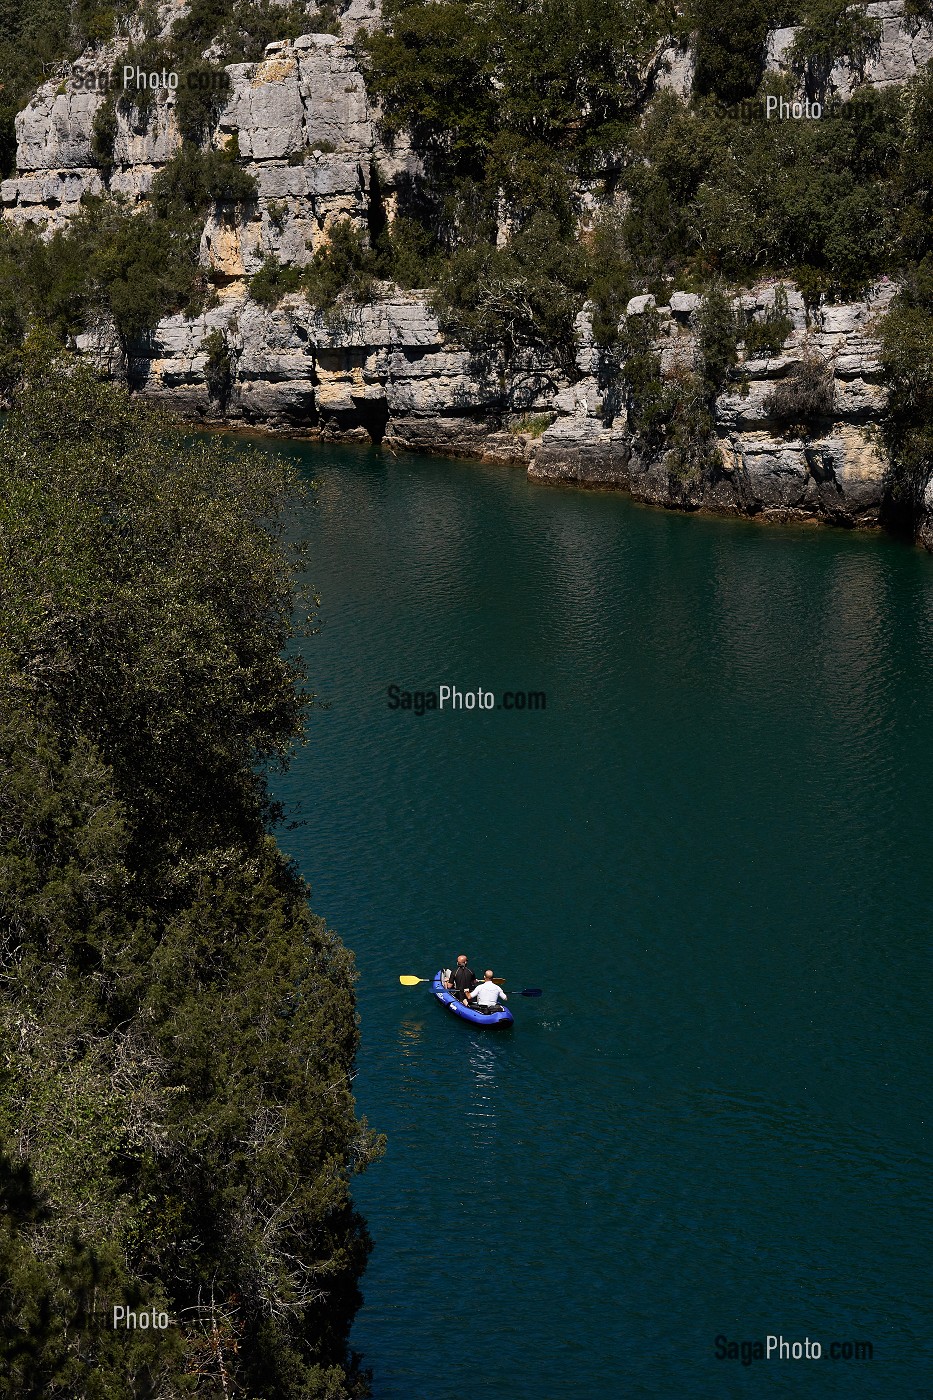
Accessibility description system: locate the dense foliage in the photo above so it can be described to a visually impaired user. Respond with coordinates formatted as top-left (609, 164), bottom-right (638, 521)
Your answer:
top-left (620, 85), bottom-right (903, 296)
top-left (0, 141), bottom-right (257, 370)
top-left (0, 351), bottom-right (383, 1397)
top-left (0, 0), bottom-right (133, 174)
top-left (354, 3), bottom-right (923, 374)
top-left (879, 265), bottom-right (933, 524)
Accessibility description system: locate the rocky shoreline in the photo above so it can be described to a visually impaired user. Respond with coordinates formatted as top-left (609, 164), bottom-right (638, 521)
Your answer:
top-left (6, 4), bottom-right (933, 541)
top-left (85, 274), bottom-right (894, 534)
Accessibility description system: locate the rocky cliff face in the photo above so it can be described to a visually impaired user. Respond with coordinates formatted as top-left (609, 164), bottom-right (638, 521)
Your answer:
top-left (530, 282), bottom-right (893, 527)
top-left (0, 14), bottom-right (911, 534)
top-left (766, 0), bottom-right (933, 100)
top-left (104, 271), bottom-right (894, 530)
top-left (657, 0), bottom-right (933, 104)
top-left (2, 30), bottom-right (418, 263)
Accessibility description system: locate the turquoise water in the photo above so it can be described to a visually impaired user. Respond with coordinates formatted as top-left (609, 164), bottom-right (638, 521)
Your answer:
top-left (270, 443), bottom-right (932, 1398)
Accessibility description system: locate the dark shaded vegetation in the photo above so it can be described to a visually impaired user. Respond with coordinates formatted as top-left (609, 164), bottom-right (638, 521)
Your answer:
top-left (353, 1), bottom-right (918, 388)
top-left (0, 349), bottom-right (384, 1398)
top-left (742, 284), bottom-right (794, 357)
top-left (763, 349), bottom-right (835, 428)
top-left (0, 0), bottom-right (136, 176)
top-left (688, 0), bottom-right (775, 104)
top-left (619, 85), bottom-right (902, 298)
top-left (879, 261), bottom-right (933, 525)
top-left (355, 1), bottom-right (933, 509)
top-left (201, 325), bottom-right (234, 404)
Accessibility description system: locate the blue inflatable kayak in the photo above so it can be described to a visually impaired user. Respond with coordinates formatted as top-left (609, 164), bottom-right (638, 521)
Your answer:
top-left (432, 971), bottom-right (514, 1027)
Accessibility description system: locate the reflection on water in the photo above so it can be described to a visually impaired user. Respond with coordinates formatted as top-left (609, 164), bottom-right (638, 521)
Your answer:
top-left (271, 442), bottom-right (933, 1399)
top-left (465, 1037), bottom-right (507, 1136)
top-left (397, 1019), bottom-right (425, 1055)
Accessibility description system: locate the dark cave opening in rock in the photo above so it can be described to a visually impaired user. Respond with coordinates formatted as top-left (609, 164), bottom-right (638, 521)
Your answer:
top-left (354, 395), bottom-right (390, 444)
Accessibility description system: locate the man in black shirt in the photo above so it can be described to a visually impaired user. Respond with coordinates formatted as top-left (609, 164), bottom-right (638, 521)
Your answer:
top-left (445, 955), bottom-right (477, 1004)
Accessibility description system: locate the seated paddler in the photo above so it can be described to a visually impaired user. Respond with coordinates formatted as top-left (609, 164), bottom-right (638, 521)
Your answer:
top-left (468, 970), bottom-right (508, 1014)
top-left (444, 954), bottom-right (477, 1004)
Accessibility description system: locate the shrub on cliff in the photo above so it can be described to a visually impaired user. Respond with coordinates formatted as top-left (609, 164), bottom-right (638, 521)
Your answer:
top-left (742, 285), bottom-right (794, 359)
top-left (763, 350), bottom-right (835, 430)
top-left (0, 199), bottom-right (205, 351)
top-left (878, 281), bottom-right (933, 520)
top-left (175, 61), bottom-right (232, 143)
top-left (697, 284), bottom-right (739, 398)
top-left (91, 96), bottom-right (118, 170)
top-left (788, 0), bottom-right (882, 96)
top-left (250, 252), bottom-right (303, 306)
top-left (432, 209), bottom-right (589, 393)
top-left (151, 145), bottom-right (258, 217)
top-left (892, 60), bottom-right (933, 264)
top-left (689, 0), bottom-right (771, 103)
top-left (583, 210), bottom-right (634, 349)
top-left (0, 350), bottom-right (383, 1397)
top-left (201, 326), bottom-right (235, 404)
top-left (303, 221), bottom-right (379, 311)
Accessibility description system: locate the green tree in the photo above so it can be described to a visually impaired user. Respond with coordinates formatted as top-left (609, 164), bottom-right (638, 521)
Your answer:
top-left (250, 252), bottom-right (303, 307)
top-left (690, 0), bottom-right (771, 103)
top-left (0, 351), bottom-right (383, 1397)
top-left (788, 0), bottom-right (882, 97)
top-left (878, 284), bottom-right (933, 524)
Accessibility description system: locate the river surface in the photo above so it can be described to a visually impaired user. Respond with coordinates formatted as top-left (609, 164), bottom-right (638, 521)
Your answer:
top-left (268, 442), bottom-right (932, 1399)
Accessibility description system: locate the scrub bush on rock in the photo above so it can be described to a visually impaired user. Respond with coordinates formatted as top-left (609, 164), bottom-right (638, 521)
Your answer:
top-left (763, 350), bottom-right (835, 431)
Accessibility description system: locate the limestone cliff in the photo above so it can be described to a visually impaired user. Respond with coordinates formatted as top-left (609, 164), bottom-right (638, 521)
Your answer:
top-left (0, 7), bottom-right (924, 536)
top-left (530, 283), bottom-right (893, 528)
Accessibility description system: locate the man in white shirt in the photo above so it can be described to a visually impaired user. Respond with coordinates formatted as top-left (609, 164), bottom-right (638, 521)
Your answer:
top-left (468, 970), bottom-right (508, 1013)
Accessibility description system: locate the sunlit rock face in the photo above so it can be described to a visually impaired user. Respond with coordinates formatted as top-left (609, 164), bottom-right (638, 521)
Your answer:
top-left (766, 0), bottom-right (933, 98)
top-left (0, 16), bottom-right (911, 534)
top-left (2, 30), bottom-right (419, 254)
top-left (530, 280), bottom-right (895, 528)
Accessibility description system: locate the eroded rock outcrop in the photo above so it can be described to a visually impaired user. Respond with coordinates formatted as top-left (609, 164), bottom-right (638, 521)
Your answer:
top-left (0, 20), bottom-right (908, 534)
top-left (85, 269), bottom-right (894, 530)
top-left (530, 281), bottom-right (893, 525)
top-left (2, 30), bottom-right (419, 263)
top-left (766, 0), bottom-right (933, 98)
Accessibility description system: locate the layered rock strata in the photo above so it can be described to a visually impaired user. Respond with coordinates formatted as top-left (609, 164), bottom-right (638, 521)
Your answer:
top-left (528, 283), bottom-right (893, 525)
top-left (0, 23), bottom-right (910, 533)
top-left (2, 31), bottom-right (419, 270)
top-left (90, 274), bottom-right (894, 529)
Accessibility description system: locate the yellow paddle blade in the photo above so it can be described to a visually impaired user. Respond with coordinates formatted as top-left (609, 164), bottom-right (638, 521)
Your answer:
top-left (399, 975), bottom-right (426, 985)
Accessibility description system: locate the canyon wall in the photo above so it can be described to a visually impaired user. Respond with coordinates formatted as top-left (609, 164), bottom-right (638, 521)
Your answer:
top-left (1, 8), bottom-right (923, 531)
